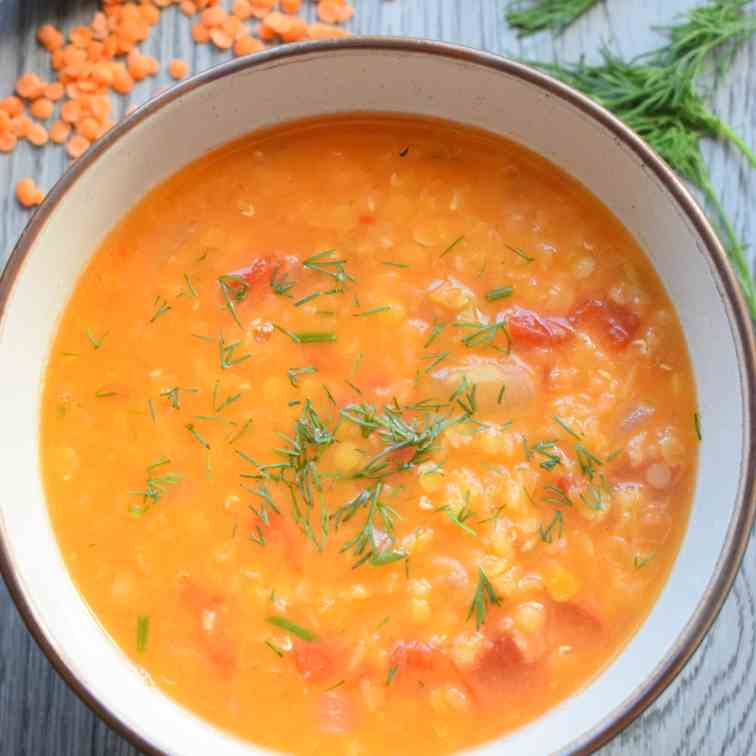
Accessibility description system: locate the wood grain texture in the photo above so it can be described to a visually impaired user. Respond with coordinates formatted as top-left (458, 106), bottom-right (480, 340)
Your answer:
top-left (0, 1), bottom-right (754, 754)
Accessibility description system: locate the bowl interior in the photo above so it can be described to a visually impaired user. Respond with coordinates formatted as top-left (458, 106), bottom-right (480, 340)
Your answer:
top-left (0, 41), bottom-right (752, 756)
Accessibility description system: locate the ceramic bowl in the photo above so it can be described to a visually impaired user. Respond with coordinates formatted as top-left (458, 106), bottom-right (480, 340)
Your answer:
top-left (0, 38), bottom-right (754, 756)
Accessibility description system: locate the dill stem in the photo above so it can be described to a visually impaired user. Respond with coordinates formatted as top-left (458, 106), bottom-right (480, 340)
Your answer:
top-left (715, 118), bottom-right (756, 170)
top-left (700, 175), bottom-right (756, 312)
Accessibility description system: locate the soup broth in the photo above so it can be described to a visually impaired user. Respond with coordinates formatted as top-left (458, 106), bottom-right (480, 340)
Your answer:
top-left (41, 116), bottom-right (697, 755)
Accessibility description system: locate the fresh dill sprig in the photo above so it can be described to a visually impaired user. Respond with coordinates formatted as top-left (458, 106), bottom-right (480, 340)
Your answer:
top-left (467, 568), bottom-right (501, 630)
top-left (218, 332), bottom-right (252, 370)
top-left (85, 328), bottom-right (107, 349)
top-left (530, 0), bottom-right (756, 316)
top-left (506, 0), bottom-right (601, 36)
top-left (288, 366), bottom-right (317, 387)
top-left (160, 386), bottom-right (198, 410)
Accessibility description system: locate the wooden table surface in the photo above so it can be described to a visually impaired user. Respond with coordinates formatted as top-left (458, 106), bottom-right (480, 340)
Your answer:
top-left (1, 1), bottom-right (755, 754)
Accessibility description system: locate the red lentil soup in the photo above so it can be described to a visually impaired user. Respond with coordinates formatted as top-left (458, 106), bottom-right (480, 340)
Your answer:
top-left (41, 115), bottom-right (698, 755)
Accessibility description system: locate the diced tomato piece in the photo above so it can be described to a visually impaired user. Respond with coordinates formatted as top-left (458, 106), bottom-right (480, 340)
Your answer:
top-left (455, 634), bottom-right (526, 703)
top-left (507, 308), bottom-right (574, 347)
top-left (293, 640), bottom-right (341, 683)
top-left (240, 256), bottom-right (274, 286)
top-left (179, 578), bottom-right (236, 678)
top-left (570, 298), bottom-right (640, 348)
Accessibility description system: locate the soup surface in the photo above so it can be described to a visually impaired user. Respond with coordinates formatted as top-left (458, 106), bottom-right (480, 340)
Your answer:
top-left (41, 116), bottom-right (698, 755)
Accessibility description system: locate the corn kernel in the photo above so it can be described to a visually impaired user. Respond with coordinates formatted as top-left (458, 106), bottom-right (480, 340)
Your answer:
top-left (544, 564), bottom-right (580, 602)
top-left (514, 601), bottom-right (546, 634)
top-left (410, 597), bottom-right (431, 623)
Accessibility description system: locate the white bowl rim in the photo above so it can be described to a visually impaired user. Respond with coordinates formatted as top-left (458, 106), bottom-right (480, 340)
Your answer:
top-left (0, 36), bottom-right (754, 756)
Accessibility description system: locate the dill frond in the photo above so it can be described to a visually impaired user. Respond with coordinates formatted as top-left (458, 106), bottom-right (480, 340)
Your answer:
top-left (506, 0), bottom-right (602, 36)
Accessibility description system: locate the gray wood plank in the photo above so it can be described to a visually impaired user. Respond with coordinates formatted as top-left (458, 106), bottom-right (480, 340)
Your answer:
top-left (0, 1), bottom-right (754, 754)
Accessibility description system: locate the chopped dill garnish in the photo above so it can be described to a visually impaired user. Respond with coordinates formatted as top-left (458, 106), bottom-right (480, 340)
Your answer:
top-left (303, 249), bottom-right (355, 284)
top-left (554, 415), bottom-right (582, 440)
top-left (505, 243), bottom-right (534, 263)
top-left (179, 273), bottom-right (198, 298)
top-left (422, 351), bottom-right (449, 374)
top-left (227, 417), bottom-right (253, 444)
top-left (386, 665), bottom-right (399, 686)
top-left (344, 379), bottom-right (362, 396)
top-left (374, 616), bottom-right (391, 632)
top-left (149, 296), bottom-right (172, 323)
top-left (382, 261), bottom-right (410, 269)
top-left (61, 352), bottom-right (79, 358)
top-left (218, 274), bottom-right (249, 329)
top-left (334, 483), bottom-right (407, 569)
top-left (467, 568), bottom-right (501, 631)
top-left (160, 386), bottom-right (198, 410)
top-left (325, 680), bottom-right (345, 692)
top-left (94, 389), bottom-right (117, 398)
top-left (243, 482), bottom-right (281, 526)
top-left (297, 331), bottom-right (337, 344)
top-left (185, 423), bottom-right (210, 449)
top-left (539, 511), bottom-right (564, 543)
top-left (634, 552), bottom-right (656, 569)
top-left (147, 399), bottom-right (156, 423)
top-left (265, 640), bottom-right (284, 657)
top-left (694, 411), bottom-right (702, 441)
top-left (128, 461), bottom-right (181, 516)
top-left (575, 444), bottom-right (603, 480)
top-left (295, 291), bottom-right (321, 307)
top-left (288, 366), bottom-right (317, 388)
top-left (439, 235), bottom-right (465, 258)
top-left (274, 326), bottom-right (336, 344)
top-left (522, 437), bottom-right (561, 471)
top-left (212, 381), bottom-right (241, 413)
top-left (455, 320), bottom-right (511, 352)
top-left (353, 305), bottom-right (392, 317)
top-left (85, 328), bottom-right (107, 350)
top-left (266, 615), bottom-right (318, 641)
top-left (485, 286), bottom-right (514, 302)
top-left (270, 266), bottom-right (296, 297)
top-left (544, 484), bottom-right (573, 508)
top-left (218, 332), bottom-right (252, 370)
top-left (580, 481), bottom-right (607, 511)
top-left (506, 0), bottom-right (600, 37)
top-left (497, 384), bottom-right (507, 404)
top-left (136, 615), bottom-right (150, 652)
top-left (437, 504), bottom-right (477, 536)
top-left (424, 321), bottom-right (446, 348)
top-left (323, 384), bottom-right (337, 406)
top-left (399, 146), bottom-right (409, 157)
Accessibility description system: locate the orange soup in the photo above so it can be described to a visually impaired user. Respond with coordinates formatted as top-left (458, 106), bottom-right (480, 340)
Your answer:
top-left (41, 116), bottom-right (698, 755)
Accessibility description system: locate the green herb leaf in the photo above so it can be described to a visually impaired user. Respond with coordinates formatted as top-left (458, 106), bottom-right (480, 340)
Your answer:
top-left (136, 615), bottom-right (150, 652)
top-left (266, 615), bottom-right (318, 641)
top-left (149, 296), bottom-right (172, 323)
top-left (467, 568), bottom-right (501, 630)
top-left (506, 0), bottom-right (601, 37)
top-left (485, 286), bottom-right (513, 302)
top-left (440, 235), bottom-right (465, 258)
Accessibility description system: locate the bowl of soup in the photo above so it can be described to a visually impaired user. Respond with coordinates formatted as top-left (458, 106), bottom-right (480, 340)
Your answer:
top-left (0, 38), bottom-right (754, 756)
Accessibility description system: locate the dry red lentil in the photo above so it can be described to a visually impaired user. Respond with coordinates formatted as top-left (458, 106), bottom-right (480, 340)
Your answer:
top-left (3, 0), bottom-right (356, 208)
